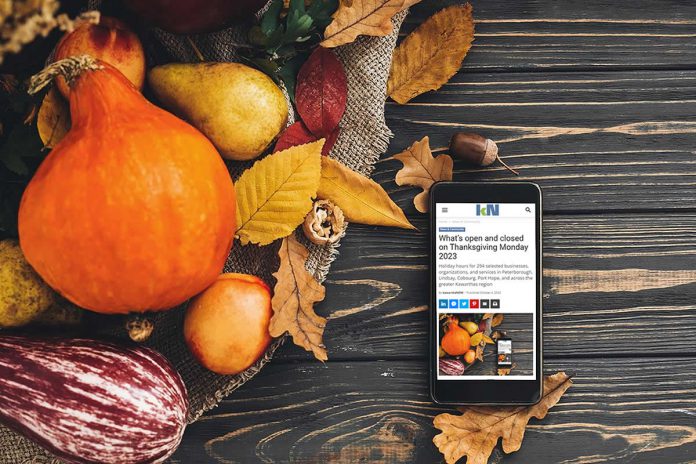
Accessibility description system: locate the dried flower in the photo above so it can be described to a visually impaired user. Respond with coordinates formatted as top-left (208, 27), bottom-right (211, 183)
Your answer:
top-left (0, 0), bottom-right (99, 65)
top-left (303, 199), bottom-right (345, 245)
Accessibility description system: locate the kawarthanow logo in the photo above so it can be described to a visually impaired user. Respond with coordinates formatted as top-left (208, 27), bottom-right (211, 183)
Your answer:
top-left (476, 203), bottom-right (499, 216)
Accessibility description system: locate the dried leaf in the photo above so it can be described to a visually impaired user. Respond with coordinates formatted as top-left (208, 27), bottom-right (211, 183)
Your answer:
top-left (37, 87), bottom-right (70, 148)
top-left (433, 372), bottom-right (573, 464)
top-left (491, 313), bottom-right (504, 327)
top-left (491, 330), bottom-right (504, 340)
top-left (482, 334), bottom-right (494, 345)
top-left (295, 47), bottom-right (347, 137)
top-left (274, 121), bottom-right (316, 152)
top-left (321, 0), bottom-right (420, 48)
top-left (497, 367), bottom-right (511, 376)
top-left (469, 332), bottom-right (482, 346)
top-left (318, 157), bottom-right (415, 229)
top-left (394, 136), bottom-right (452, 213)
top-left (269, 234), bottom-right (327, 361)
top-left (474, 344), bottom-right (484, 362)
top-left (274, 121), bottom-right (339, 156)
top-left (235, 140), bottom-right (324, 245)
top-left (387, 3), bottom-right (474, 104)
top-left (481, 313), bottom-right (493, 320)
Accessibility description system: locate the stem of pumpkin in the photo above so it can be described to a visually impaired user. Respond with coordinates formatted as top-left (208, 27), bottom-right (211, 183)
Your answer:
top-left (28, 54), bottom-right (103, 95)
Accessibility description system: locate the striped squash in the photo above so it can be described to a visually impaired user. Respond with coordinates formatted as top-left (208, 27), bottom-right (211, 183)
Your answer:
top-left (0, 335), bottom-right (188, 464)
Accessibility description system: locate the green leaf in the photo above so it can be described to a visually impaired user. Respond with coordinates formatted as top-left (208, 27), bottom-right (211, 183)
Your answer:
top-left (307, 0), bottom-right (339, 28)
top-left (244, 0), bottom-right (339, 97)
top-left (261, 0), bottom-right (284, 36)
top-left (278, 53), bottom-right (308, 103)
top-left (286, 11), bottom-right (314, 41)
top-left (289, 0), bottom-right (307, 15)
top-left (249, 25), bottom-right (269, 47)
top-left (251, 58), bottom-right (281, 81)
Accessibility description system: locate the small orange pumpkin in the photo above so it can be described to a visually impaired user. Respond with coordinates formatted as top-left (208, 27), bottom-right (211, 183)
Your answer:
top-left (19, 57), bottom-right (236, 314)
top-left (441, 317), bottom-right (471, 356)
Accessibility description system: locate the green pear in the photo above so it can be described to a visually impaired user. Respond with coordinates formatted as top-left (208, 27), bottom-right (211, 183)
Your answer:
top-left (148, 62), bottom-right (288, 161)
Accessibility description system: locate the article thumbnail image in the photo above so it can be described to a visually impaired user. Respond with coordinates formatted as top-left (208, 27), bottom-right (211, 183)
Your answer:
top-left (438, 313), bottom-right (533, 377)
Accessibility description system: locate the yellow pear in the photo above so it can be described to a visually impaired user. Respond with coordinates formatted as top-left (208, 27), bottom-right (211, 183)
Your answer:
top-left (148, 62), bottom-right (288, 161)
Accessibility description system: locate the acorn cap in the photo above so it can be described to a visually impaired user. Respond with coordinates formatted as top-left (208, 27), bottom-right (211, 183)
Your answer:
top-left (480, 138), bottom-right (498, 166)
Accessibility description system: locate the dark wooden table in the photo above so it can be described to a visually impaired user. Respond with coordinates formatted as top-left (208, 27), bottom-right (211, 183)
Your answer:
top-left (173, 1), bottom-right (696, 462)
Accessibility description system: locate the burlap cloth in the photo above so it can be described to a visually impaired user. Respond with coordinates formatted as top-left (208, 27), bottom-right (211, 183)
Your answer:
top-left (0, 6), bottom-right (408, 463)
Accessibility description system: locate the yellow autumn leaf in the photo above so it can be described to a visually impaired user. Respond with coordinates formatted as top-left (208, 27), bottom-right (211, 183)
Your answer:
top-left (387, 3), bottom-right (475, 104)
top-left (269, 234), bottom-right (327, 361)
top-left (394, 136), bottom-right (453, 213)
top-left (318, 157), bottom-right (415, 229)
top-left (37, 87), bottom-right (70, 148)
top-left (235, 140), bottom-right (324, 245)
top-left (321, 0), bottom-right (421, 48)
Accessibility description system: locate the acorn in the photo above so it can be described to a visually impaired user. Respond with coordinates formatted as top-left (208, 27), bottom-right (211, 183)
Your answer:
top-left (449, 132), bottom-right (518, 175)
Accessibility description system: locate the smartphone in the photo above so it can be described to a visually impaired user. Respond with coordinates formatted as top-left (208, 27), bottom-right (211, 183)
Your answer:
top-left (430, 182), bottom-right (542, 405)
top-left (496, 338), bottom-right (513, 368)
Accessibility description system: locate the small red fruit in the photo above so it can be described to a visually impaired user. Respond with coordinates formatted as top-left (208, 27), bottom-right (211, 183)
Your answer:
top-left (54, 16), bottom-right (145, 98)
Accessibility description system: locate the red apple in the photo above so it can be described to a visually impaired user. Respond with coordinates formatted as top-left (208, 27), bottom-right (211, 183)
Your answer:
top-left (123, 0), bottom-right (269, 34)
top-left (54, 16), bottom-right (145, 98)
top-left (184, 273), bottom-right (273, 375)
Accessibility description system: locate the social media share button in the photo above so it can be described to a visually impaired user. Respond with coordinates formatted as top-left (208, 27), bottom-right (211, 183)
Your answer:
top-left (459, 299), bottom-right (469, 309)
top-left (480, 299), bottom-right (490, 309)
top-left (470, 299), bottom-right (479, 309)
top-left (448, 299), bottom-right (459, 309)
top-left (491, 299), bottom-right (500, 309)
top-left (438, 299), bottom-right (448, 309)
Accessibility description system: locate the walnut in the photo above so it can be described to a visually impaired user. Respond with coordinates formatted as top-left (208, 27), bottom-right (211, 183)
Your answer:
top-left (303, 200), bottom-right (345, 245)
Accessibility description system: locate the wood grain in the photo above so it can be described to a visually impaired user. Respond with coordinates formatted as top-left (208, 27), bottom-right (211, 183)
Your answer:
top-left (404, 0), bottom-right (696, 71)
top-left (381, 70), bottom-right (696, 212)
top-left (171, 358), bottom-right (696, 463)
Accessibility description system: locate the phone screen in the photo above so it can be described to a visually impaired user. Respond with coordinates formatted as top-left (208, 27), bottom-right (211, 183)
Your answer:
top-left (435, 203), bottom-right (537, 381)
top-left (497, 339), bottom-right (512, 367)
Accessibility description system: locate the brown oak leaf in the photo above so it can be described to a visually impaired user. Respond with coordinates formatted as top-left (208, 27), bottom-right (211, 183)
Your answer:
top-left (388, 3), bottom-right (475, 104)
top-left (321, 0), bottom-right (421, 48)
top-left (433, 372), bottom-right (573, 464)
top-left (269, 234), bottom-right (328, 361)
top-left (474, 344), bottom-right (484, 362)
top-left (394, 136), bottom-right (452, 213)
top-left (491, 313), bottom-right (504, 327)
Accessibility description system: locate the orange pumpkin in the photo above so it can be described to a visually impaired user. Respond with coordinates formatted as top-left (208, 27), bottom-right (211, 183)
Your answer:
top-left (19, 59), bottom-right (236, 314)
top-left (441, 317), bottom-right (471, 356)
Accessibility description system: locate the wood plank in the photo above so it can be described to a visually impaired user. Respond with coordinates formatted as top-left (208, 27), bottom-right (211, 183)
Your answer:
top-left (404, 0), bottom-right (696, 71)
top-left (273, 214), bottom-right (696, 361)
top-left (380, 70), bottom-right (696, 212)
top-left (171, 358), bottom-right (696, 463)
